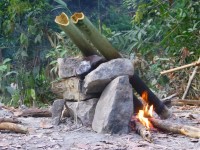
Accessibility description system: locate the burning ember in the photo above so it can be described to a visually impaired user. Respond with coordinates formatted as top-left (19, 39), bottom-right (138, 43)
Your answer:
top-left (137, 91), bottom-right (154, 129)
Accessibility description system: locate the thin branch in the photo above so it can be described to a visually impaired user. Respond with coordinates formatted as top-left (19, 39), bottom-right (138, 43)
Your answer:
top-left (182, 57), bottom-right (200, 99)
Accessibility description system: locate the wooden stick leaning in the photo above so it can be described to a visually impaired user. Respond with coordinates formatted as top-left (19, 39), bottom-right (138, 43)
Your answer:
top-left (55, 12), bottom-right (99, 56)
top-left (160, 58), bottom-right (200, 75)
top-left (182, 57), bottom-right (200, 99)
top-left (71, 12), bottom-right (122, 60)
top-left (149, 118), bottom-right (200, 138)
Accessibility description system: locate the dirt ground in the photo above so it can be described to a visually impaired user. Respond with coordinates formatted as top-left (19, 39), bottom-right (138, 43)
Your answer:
top-left (0, 105), bottom-right (200, 150)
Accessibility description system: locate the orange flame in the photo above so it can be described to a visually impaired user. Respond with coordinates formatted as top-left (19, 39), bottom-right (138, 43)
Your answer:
top-left (142, 91), bottom-right (148, 102)
top-left (137, 104), bottom-right (153, 129)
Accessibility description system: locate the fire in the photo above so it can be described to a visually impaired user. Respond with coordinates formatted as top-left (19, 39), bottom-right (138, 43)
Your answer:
top-left (137, 104), bottom-right (153, 129)
top-left (142, 91), bottom-right (148, 102)
top-left (137, 90), bottom-right (154, 129)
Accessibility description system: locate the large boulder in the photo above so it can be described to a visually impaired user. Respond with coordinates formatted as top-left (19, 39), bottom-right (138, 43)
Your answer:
top-left (66, 98), bottom-right (98, 126)
top-left (92, 76), bottom-right (133, 134)
top-left (84, 58), bottom-right (134, 94)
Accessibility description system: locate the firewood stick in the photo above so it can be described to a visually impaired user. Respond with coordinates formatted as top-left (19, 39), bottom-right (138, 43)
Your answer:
top-left (0, 117), bottom-right (21, 123)
top-left (17, 108), bottom-right (52, 117)
top-left (149, 118), bottom-right (200, 138)
top-left (0, 122), bottom-right (28, 134)
top-left (182, 57), bottom-right (200, 99)
top-left (172, 99), bottom-right (200, 106)
top-left (134, 121), bottom-right (153, 142)
top-left (163, 99), bottom-right (200, 107)
top-left (160, 58), bottom-right (200, 75)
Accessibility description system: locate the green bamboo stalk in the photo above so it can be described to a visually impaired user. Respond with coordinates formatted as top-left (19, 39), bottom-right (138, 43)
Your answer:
top-left (71, 12), bottom-right (122, 60)
top-left (55, 12), bottom-right (99, 57)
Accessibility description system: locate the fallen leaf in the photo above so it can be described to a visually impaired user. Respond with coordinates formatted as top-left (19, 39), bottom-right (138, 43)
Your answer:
top-left (40, 120), bottom-right (53, 129)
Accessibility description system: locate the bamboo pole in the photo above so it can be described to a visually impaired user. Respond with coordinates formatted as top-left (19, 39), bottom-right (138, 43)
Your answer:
top-left (55, 12), bottom-right (99, 56)
top-left (71, 12), bottom-right (122, 60)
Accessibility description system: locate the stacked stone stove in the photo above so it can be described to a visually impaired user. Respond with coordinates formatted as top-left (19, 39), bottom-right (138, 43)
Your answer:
top-left (51, 55), bottom-right (136, 134)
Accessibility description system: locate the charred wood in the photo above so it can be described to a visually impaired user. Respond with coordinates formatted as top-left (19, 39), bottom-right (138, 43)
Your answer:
top-left (133, 94), bottom-right (143, 114)
top-left (130, 74), bottom-right (172, 119)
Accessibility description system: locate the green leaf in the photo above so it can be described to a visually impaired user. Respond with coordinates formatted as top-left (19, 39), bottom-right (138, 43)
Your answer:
top-left (54, 0), bottom-right (67, 7)
top-left (20, 33), bottom-right (28, 46)
top-left (3, 58), bottom-right (11, 64)
top-left (34, 34), bottom-right (42, 44)
top-left (0, 65), bottom-right (7, 72)
top-left (30, 89), bottom-right (36, 100)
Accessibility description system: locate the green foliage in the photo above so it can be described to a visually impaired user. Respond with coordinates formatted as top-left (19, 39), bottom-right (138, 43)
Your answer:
top-left (121, 0), bottom-right (200, 60)
top-left (0, 58), bottom-right (11, 102)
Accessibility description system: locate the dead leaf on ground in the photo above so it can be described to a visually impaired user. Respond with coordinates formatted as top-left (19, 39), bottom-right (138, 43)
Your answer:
top-left (40, 120), bottom-right (53, 129)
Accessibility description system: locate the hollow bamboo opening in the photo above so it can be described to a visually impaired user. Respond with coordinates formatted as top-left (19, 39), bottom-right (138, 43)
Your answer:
top-left (71, 12), bottom-right (84, 23)
top-left (55, 12), bottom-right (69, 26)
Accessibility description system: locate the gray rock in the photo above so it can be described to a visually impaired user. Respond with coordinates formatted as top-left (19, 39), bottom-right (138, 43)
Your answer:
top-left (92, 76), bottom-right (133, 134)
top-left (51, 99), bottom-right (66, 125)
top-left (76, 55), bottom-right (106, 78)
top-left (58, 55), bottom-right (106, 79)
top-left (84, 58), bottom-right (134, 94)
top-left (57, 57), bottom-right (82, 78)
top-left (75, 60), bottom-right (91, 76)
top-left (66, 98), bottom-right (98, 126)
top-left (62, 77), bottom-right (97, 101)
top-left (52, 77), bottom-right (97, 101)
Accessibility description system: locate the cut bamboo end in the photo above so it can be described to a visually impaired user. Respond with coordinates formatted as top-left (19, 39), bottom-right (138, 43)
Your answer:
top-left (71, 12), bottom-right (84, 23)
top-left (54, 12), bottom-right (99, 57)
top-left (71, 12), bottom-right (122, 60)
top-left (55, 12), bottom-right (69, 26)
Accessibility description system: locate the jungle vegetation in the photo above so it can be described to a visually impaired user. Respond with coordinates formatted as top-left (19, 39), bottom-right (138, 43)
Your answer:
top-left (0, 0), bottom-right (199, 107)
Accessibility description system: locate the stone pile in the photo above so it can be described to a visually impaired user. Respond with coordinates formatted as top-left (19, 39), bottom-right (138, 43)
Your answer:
top-left (51, 55), bottom-right (135, 134)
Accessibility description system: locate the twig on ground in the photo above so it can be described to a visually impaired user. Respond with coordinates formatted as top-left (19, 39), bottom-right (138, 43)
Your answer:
top-left (161, 93), bottom-right (177, 101)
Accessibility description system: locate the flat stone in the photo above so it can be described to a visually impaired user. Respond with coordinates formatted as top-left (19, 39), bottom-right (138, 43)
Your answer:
top-left (52, 77), bottom-right (98, 101)
top-left (92, 76), bottom-right (133, 134)
top-left (58, 55), bottom-right (106, 79)
top-left (51, 99), bottom-right (66, 125)
top-left (57, 57), bottom-right (82, 78)
top-left (76, 55), bottom-right (106, 78)
top-left (84, 58), bottom-right (134, 94)
top-left (66, 98), bottom-right (98, 126)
